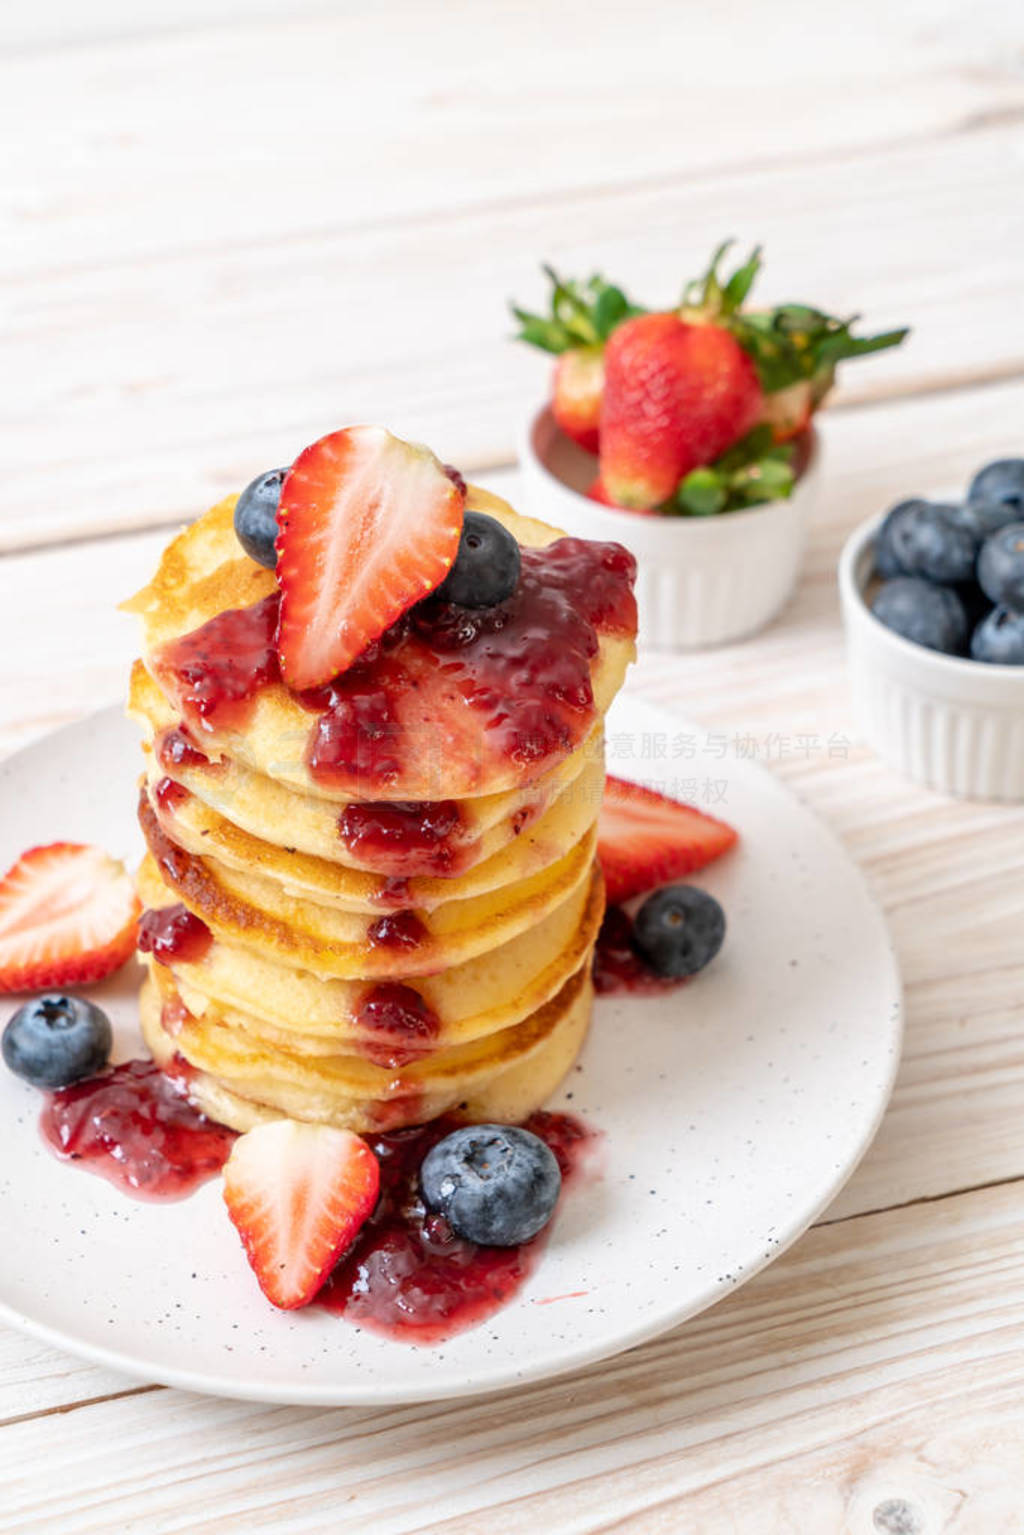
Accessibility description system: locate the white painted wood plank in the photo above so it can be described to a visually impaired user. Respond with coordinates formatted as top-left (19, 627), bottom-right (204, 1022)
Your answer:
top-left (0, 1330), bottom-right (143, 1424)
top-left (1, 1181), bottom-right (1024, 1532)
top-left (7, 115), bottom-right (1022, 550)
top-left (4, 0), bottom-right (1021, 275)
top-left (2, 4), bottom-right (1024, 548)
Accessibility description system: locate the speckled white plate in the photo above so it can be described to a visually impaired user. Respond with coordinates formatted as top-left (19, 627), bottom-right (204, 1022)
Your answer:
top-left (0, 698), bottom-right (901, 1405)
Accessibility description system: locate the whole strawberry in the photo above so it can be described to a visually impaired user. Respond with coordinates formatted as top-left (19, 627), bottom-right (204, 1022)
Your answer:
top-left (514, 245), bottom-right (908, 515)
top-left (551, 347), bottom-right (604, 453)
top-left (511, 268), bottom-right (638, 454)
top-left (598, 313), bottom-right (761, 510)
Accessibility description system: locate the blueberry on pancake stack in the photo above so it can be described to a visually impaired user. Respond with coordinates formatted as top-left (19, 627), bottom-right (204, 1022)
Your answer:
top-left (124, 426), bottom-right (637, 1133)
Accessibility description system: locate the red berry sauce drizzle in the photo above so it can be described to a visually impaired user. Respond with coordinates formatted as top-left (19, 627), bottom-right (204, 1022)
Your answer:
top-left (153, 539), bottom-right (636, 794)
top-left (318, 1110), bottom-right (595, 1343)
top-left (40, 1059), bottom-right (236, 1201)
top-left (338, 798), bottom-right (465, 877)
top-left (138, 903), bottom-right (214, 965)
top-left (354, 983), bottom-right (440, 1069)
top-left (366, 909), bottom-right (428, 951)
top-left (154, 725), bottom-right (213, 772)
top-left (152, 775), bottom-right (188, 815)
top-left (153, 592), bottom-right (281, 737)
top-left (593, 905), bottom-right (687, 996)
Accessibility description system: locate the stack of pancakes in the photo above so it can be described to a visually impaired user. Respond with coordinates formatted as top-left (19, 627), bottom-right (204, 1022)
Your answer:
top-left (124, 483), bottom-right (636, 1133)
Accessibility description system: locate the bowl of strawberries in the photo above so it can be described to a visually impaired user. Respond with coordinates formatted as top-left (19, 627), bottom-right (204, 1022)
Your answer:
top-left (516, 244), bottom-right (908, 650)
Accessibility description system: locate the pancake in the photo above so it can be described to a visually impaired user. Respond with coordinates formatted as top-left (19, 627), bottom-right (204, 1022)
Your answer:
top-left (143, 748), bottom-right (606, 914)
top-left (129, 659), bottom-right (603, 878)
top-left (141, 960), bottom-right (595, 1134)
top-left (137, 857), bottom-right (604, 1050)
top-left (126, 462), bottom-right (636, 1140)
top-left (123, 486), bottom-right (637, 802)
top-left (139, 791), bottom-right (597, 981)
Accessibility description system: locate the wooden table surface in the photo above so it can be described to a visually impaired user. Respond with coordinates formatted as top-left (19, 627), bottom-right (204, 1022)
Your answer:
top-left (3, 2), bottom-right (1024, 1529)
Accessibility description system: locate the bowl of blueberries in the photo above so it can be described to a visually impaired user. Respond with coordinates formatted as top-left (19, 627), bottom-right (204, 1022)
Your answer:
top-left (839, 457), bottom-right (1024, 801)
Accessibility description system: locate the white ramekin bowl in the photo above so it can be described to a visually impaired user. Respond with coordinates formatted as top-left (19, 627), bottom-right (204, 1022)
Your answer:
top-left (839, 515), bottom-right (1024, 801)
top-left (518, 405), bottom-right (821, 650)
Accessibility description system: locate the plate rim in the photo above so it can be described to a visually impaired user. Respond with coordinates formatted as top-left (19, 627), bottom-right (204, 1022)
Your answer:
top-left (0, 700), bottom-right (903, 1406)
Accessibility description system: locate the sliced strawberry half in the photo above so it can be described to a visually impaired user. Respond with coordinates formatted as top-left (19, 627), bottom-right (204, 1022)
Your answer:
top-left (0, 842), bottom-right (140, 994)
top-left (222, 1119), bottom-right (380, 1310)
top-left (598, 776), bottom-right (738, 906)
top-left (275, 425), bottom-right (466, 690)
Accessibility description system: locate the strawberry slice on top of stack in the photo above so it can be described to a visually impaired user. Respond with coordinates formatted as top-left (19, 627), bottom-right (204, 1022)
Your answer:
top-left (513, 242), bottom-right (908, 516)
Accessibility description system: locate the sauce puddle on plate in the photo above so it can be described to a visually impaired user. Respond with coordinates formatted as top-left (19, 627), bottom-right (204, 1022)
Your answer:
top-left (319, 1110), bottom-right (596, 1343)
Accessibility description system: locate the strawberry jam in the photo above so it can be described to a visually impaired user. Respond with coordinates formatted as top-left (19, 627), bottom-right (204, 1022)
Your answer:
top-left (367, 909), bottom-right (427, 951)
top-left (138, 903), bottom-right (213, 964)
top-left (354, 983), bottom-right (440, 1068)
top-left (155, 725), bottom-right (211, 772)
top-left (153, 775), bottom-right (188, 814)
top-left (319, 1110), bottom-right (593, 1342)
top-left (338, 799), bottom-right (464, 877)
top-left (305, 540), bottom-right (636, 793)
top-left (40, 1059), bottom-right (235, 1201)
top-left (153, 592), bottom-right (280, 736)
top-left (150, 538), bottom-right (635, 795)
top-left (593, 905), bottom-right (685, 996)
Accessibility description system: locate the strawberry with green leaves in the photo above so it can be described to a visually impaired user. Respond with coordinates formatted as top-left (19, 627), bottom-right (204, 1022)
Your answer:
top-left (512, 269), bottom-right (640, 453)
top-left (513, 245), bottom-right (908, 514)
top-left (598, 310), bottom-right (763, 509)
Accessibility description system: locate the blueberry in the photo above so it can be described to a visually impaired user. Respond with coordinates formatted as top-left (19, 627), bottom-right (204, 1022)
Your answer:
top-left (436, 512), bottom-right (521, 608)
top-left (874, 499), bottom-right (929, 579)
top-left (953, 579), bottom-right (993, 632)
top-left (882, 501), bottom-right (978, 585)
top-left (2, 995), bottom-right (112, 1090)
top-left (871, 577), bottom-right (968, 654)
top-left (977, 523), bottom-right (1024, 611)
top-left (234, 467), bottom-right (288, 569)
top-left (632, 885), bottom-right (725, 979)
top-left (420, 1124), bottom-right (560, 1245)
top-left (970, 607), bottom-right (1024, 665)
top-left (967, 460), bottom-right (1024, 521)
top-left (963, 499), bottom-right (1022, 540)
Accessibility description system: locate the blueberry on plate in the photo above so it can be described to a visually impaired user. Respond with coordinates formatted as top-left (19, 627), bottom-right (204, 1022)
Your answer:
top-left (970, 607), bottom-right (1024, 665)
top-left (871, 577), bottom-right (968, 655)
top-left (420, 1123), bottom-right (560, 1245)
top-left (632, 884), bottom-right (726, 979)
top-left (436, 511), bottom-right (521, 608)
top-left (2, 994), bottom-right (112, 1090)
top-left (977, 523), bottom-right (1024, 611)
top-left (234, 467), bottom-right (288, 569)
top-left (874, 498), bottom-right (930, 579)
top-left (967, 460), bottom-right (1024, 522)
top-left (883, 501), bottom-right (978, 585)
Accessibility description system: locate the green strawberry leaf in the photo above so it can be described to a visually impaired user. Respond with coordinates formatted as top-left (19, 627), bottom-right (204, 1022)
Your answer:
top-left (673, 428), bottom-right (796, 514)
top-left (682, 240), bottom-right (763, 318)
top-left (732, 306), bottom-right (909, 392)
top-left (676, 467), bottom-right (727, 516)
top-left (679, 242), bottom-right (910, 391)
top-left (593, 284), bottom-right (631, 340)
top-left (512, 268), bottom-right (642, 354)
top-left (509, 309), bottom-right (569, 355)
top-left (714, 422), bottom-right (777, 472)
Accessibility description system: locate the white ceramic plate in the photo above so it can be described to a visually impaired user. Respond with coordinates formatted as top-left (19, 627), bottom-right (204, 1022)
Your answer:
top-left (0, 698), bottom-right (901, 1405)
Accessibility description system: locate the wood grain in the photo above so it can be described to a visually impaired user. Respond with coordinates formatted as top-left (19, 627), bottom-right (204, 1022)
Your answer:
top-left (2, 1181), bottom-right (1024, 1532)
top-left (3, 1), bottom-right (1024, 549)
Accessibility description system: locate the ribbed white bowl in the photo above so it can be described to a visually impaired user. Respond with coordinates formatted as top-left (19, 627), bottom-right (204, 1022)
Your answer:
top-left (518, 406), bottom-right (820, 650)
top-left (839, 516), bottom-right (1024, 801)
